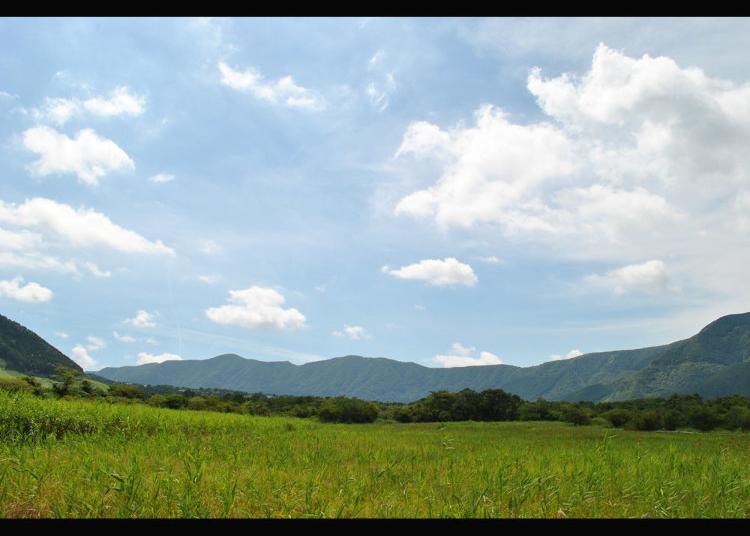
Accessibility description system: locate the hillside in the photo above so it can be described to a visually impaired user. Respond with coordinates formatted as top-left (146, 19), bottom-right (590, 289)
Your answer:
top-left (98, 313), bottom-right (750, 402)
top-left (0, 313), bottom-right (82, 377)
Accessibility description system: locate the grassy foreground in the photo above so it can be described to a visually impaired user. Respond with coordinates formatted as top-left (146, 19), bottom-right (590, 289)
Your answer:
top-left (1, 391), bottom-right (750, 518)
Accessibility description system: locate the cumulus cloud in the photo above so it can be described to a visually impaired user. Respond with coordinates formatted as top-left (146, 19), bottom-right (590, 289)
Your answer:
top-left (205, 286), bottom-right (306, 330)
top-left (585, 260), bottom-right (673, 295)
top-left (125, 310), bottom-right (158, 329)
top-left (82, 87), bottom-right (145, 118)
top-left (333, 324), bottom-right (370, 340)
top-left (394, 105), bottom-right (577, 229)
top-left (218, 62), bottom-right (326, 111)
top-left (549, 349), bottom-right (584, 361)
top-left (22, 126), bottom-right (134, 185)
top-left (0, 197), bottom-right (174, 256)
top-left (433, 342), bottom-right (503, 367)
top-left (390, 43), bottom-right (750, 303)
top-left (71, 344), bottom-right (97, 369)
top-left (0, 276), bottom-right (53, 303)
top-left (136, 352), bottom-right (182, 365)
top-left (382, 257), bottom-right (477, 287)
top-left (31, 87), bottom-right (145, 125)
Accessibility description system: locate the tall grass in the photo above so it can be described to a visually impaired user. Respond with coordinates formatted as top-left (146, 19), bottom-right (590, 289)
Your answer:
top-left (1, 390), bottom-right (749, 518)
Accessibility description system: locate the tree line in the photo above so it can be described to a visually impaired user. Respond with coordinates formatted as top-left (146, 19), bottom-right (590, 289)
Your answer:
top-left (3, 365), bottom-right (750, 432)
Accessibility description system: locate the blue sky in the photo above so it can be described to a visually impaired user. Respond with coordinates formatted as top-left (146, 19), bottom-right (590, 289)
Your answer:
top-left (2, 17), bottom-right (750, 371)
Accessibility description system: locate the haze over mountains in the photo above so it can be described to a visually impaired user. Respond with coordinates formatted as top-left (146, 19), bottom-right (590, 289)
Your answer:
top-left (96, 313), bottom-right (750, 402)
top-left (3, 311), bottom-right (750, 403)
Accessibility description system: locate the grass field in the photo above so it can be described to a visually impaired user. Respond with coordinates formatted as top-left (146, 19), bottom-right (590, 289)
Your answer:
top-left (1, 390), bottom-right (749, 518)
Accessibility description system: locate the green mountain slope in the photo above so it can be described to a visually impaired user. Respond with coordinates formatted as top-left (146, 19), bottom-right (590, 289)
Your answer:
top-left (0, 313), bottom-right (82, 377)
top-left (604, 312), bottom-right (750, 400)
top-left (98, 312), bottom-right (750, 403)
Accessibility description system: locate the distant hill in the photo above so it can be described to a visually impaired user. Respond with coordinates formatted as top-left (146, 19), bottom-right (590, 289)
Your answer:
top-left (0, 313), bottom-right (82, 377)
top-left (97, 313), bottom-right (750, 402)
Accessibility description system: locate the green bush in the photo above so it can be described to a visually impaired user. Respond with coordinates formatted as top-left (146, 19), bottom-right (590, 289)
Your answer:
top-left (627, 411), bottom-right (662, 431)
top-left (561, 405), bottom-right (591, 426)
top-left (688, 406), bottom-right (722, 432)
top-left (601, 408), bottom-right (632, 428)
top-left (109, 384), bottom-right (147, 400)
top-left (318, 397), bottom-right (378, 423)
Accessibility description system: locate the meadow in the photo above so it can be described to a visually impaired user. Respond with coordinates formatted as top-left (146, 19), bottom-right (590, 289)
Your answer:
top-left (1, 390), bottom-right (750, 518)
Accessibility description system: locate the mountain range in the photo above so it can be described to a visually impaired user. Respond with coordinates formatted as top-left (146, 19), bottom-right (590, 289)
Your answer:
top-left (3, 310), bottom-right (750, 403)
top-left (95, 312), bottom-right (750, 402)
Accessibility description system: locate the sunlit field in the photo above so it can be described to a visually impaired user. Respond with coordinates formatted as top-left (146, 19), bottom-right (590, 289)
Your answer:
top-left (1, 390), bottom-right (749, 518)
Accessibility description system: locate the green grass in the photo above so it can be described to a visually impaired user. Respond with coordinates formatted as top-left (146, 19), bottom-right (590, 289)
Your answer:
top-left (1, 391), bottom-right (749, 518)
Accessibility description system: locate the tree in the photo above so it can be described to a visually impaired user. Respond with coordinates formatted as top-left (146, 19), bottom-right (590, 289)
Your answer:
top-left (561, 405), bottom-right (591, 426)
top-left (52, 365), bottom-right (81, 397)
top-left (318, 397), bottom-right (378, 423)
top-left (601, 409), bottom-right (632, 428)
top-left (687, 406), bottom-right (721, 432)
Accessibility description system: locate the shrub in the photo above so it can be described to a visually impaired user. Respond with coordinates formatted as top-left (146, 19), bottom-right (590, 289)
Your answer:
top-left (0, 377), bottom-right (33, 393)
top-left (602, 409), bottom-right (633, 428)
top-left (688, 406), bottom-right (722, 432)
top-left (109, 384), bottom-right (147, 400)
top-left (627, 411), bottom-right (662, 431)
top-left (318, 397), bottom-right (378, 423)
top-left (561, 405), bottom-right (591, 426)
top-left (661, 410), bottom-right (685, 431)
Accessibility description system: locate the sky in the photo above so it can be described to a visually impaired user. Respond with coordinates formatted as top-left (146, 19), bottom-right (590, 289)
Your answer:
top-left (2, 17), bottom-right (750, 371)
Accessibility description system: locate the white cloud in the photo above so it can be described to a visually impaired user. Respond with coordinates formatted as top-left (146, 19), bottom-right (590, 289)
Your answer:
top-left (149, 173), bottom-right (175, 184)
top-left (390, 43), bottom-right (750, 306)
top-left (125, 310), bottom-right (158, 328)
top-left (82, 87), bottom-right (145, 118)
top-left (585, 260), bottom-right (673, 295)
top-left (136, 352), bottom-right (182, 365)
top-left (367, 74), bottom-right (396, 112)
top-left (382, 257), bottom-right (477, 287)
top-left (71, 344), bottom-right (97, 370)
top-left (0, 197), bottom-right (174, 256)
top-left (366, 50), bottom-right (397, 112)
top-left (31, 87), bottom-right (145, 125)
top-left (36, 97), bottom-right (79, 125)
top-left (0, 276), bottom-right (53, 303)
top-left (199, 240), bottom-right (222, 255)
top-left (368, 49), bottom-right (385, 68)
top-left (206, 286), bottom-right (306, 330)
top-left (333, 324), bottom-right (370, 340)
top-left (55, 331), bottom-right (69, 339)
top-left (218, 62), bottom-right (326, 111)
top-left (477, 255), bottom-right (503, 264)
top-left (433, 343), bottom-right (503, 367)
top-left (85, 336), bottom-right (106, 351)
top-left (394, 105), bottom-right (577, 229)
top-left (84, 262), bottom-right (111, 278)
top-left (550, 349), bottom-right (584, 361)
top-left (113, 331), bottom-right (136, 343)
top-left (23, 126), bottom-right (134, 185)
top-left (195, 274), bottom-right (220, 285)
